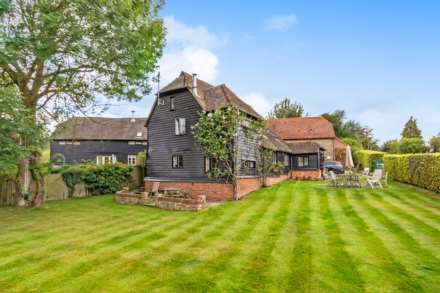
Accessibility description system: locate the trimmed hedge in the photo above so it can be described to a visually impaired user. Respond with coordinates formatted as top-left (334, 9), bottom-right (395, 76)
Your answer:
top-left (59, 163), bottom-right (132, 195)
top-left (384, 153), bottom-right (440, 193)
top-left (356, 150), bottom-right (385, 170)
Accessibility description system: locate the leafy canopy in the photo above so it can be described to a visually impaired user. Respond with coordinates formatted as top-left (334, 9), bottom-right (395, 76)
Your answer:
top-left (0, 86), bottom-right (45, 176)
top-left (429, 134), bottom-right (440, 153)
top-left (268, 97), bottom-right (304, 118)
top-left (322, 110), bottom-right (378, 150)
top-left (0, 0), bottom-right (165, 119)
top-left (399, 137), bottom-right (426, 154)
top-left (401, 116), bottom-right (422, 139)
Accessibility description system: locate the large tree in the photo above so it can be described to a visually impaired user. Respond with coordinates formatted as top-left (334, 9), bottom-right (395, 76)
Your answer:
top-left (401, 116), bottom-right (422, 139)
top-left (0, 0), bottom-right (165, 205)
top-left (429, 134), bottom-right (440, 152)
top-left (322, 110), bottom-right (378, 150)
top-left (268, 97), bottom-right (304, 118)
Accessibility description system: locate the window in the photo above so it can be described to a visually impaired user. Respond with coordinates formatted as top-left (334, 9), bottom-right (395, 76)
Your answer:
top-left (272, 152), bottom-right (277, 163)
top-left (136, 132), bottom-right (143, 137)
top-left (135, 141), bottom-right (143, 145)
top-left (59, 141), bottom-right (66, 145)
top-left (297, 156), bottom-right (309, 168)
top-left (128, 141), bottom-right (135, 145)
top-left (175, 118), bottom-right (186, 135)
top-left (284, 154), bottom-right (289, 166)
top-left (245, 160), bottom-right (256, 169)
top-left (73, 141), bottom-right (80, 145)
top-left (142, 142), bottom-right (147, 145)
top-left (204, 157), bottom-right (211, 173)
top-left (96, 155), bottom-right (116, 165)
top-left (158, 98), bottom-right (165, 105)
top-left (127, 155), bottom-right (137, 166)
top-left (172, 155), bottom-right (183, 169)
top-left (170, 96), bottom-right (175, 110)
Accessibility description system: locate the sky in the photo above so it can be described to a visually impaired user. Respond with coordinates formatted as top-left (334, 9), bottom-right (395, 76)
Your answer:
top-left (105, 0), bottom-right (440, 143)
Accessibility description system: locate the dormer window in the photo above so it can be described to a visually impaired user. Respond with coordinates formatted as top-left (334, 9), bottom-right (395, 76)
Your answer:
top-left (136, 132), bottom-right (142, 137)
top-left (158, 98), bottom-right (165, 105)
top-left (170, 96), bottom-right (175, 110)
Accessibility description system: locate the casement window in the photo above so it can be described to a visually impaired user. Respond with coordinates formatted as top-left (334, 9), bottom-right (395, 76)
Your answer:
top-left (128, 141), bottom-right (135, 145)
top-left (284, 154), bottom-right (289, 166)
top-left (245, 160), bottom-right (256, 169)
top-left (272, 152), bottom-right (277, 163)
top-left (172, 155), bottom-right (183, 169)
top-left (170, 96), bottom-right (175, 110)
top-left (127, 155), bottom-right (137, 166)
top-left (59, 141), bottom-right (66, 145)
top-left (96, 155), bottom-right (116, 165)
top-left (158, 98), bottom-right (165, 105)
top-left (175, 118), bottom-right (186, 135)
top-left (142, 142), bottom-right (147, 145)
top-left (73, 141), bottom-right (80, 145)
top-left (297, 156), bottom-right (309, 168)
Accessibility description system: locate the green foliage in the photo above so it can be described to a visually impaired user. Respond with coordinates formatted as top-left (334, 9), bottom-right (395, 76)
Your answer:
top-left (257, 148), bottom-right (283, 185)
top-left (322, 110), bottom-right (378, 150)
top-left (52, 153), bottom-right (66, 166)
top-left (82, 164), bottom-right (132, 195)
top-left (356, 150), bottom-right (385, 170)
top-left (192, 107), bottom-right (263, 183)
top-left (0, 86), bottom-right (45, 176)
top-left (399, 137), bottom-right (427, 154)
top-left (401, 116), bottom-right (422, 139)
top-left (1, 0), bottom-right (165, 118)
top-left (59, 163), bottom-right (132, 195)
top-left (382, 139), bottom-right (401, 154)
top-left (136, 151), bottom-right (147, 166)
top-left (384, 153), bottom-right (440, 193)
top-left (61, 166), bottom-right (83, 198)
top-left (268, 97), bottom-right (304, 118)
top-left (429, 134), bottom-right (440, 152)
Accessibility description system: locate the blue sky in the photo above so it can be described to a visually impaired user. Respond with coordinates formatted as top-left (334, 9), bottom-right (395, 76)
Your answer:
top-left (107, 0), bottom-right (440, 143)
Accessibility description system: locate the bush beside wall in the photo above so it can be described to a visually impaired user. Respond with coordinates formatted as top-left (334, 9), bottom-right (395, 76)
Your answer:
top-left (356, 150), bottom-right (385, 170)
top-left (384, 153), bottom-right (440, 193)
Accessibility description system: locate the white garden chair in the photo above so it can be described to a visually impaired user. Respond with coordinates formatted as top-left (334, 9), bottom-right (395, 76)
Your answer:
top-left (367, 169), bottom-right (383, 188)
top-left (329, 171), bottom-right (338, 187)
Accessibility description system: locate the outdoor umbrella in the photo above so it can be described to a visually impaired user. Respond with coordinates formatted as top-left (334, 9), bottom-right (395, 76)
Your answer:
top-left (346, 145), bottom-right (354, 168)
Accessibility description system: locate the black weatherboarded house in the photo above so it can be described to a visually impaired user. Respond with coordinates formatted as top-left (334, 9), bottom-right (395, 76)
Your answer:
top-left (51, 117), bottom-right (147, 165)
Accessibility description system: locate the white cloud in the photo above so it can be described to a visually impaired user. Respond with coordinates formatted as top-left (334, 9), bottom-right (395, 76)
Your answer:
top-left (242, 92), bottom-right (273, 117)
top-left (159, 16), bottom-right (222, 84)
top-left (264, 14), bottom-right (298, 31)
top-left (160, 47), bottom-right (219, 84)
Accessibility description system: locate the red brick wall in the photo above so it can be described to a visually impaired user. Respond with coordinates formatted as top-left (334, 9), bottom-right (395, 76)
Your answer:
top-left (145, 173), bottom-right (295, 202)
top-left (145, 181), bottom-right (233, 202)
top-left (236, 177), bottom-right (262, 199)
top-left (292, 170), bottom-right (322, 180)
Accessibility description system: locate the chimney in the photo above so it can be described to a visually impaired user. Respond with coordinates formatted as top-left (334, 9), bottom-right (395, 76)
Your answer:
top-left (192, 73), bottom-right (198, 96)
top-left (130, 110), bottom-right (136, 123)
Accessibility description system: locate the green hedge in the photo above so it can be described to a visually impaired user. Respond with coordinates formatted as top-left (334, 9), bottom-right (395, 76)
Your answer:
top-left (356, 150), bottom-right (385, 170)
top-left (59, 163), bottom-right (132, 195)
top-left (384, 153), bottom-right (440, 193)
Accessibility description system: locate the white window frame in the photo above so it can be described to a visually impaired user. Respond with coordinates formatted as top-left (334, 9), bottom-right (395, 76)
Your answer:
top-left (170, 96), bottom-right (175, 110)
top-left (96, 155), bottom-right (116, 165)
top-left (127, 155), bottom-right (137, 166)
top-left (175, 118), bottom-right (186, 135)
top-left (172, 155), bottom-right (183, 169)
top-left (158, 98), bottom-right (165, 105)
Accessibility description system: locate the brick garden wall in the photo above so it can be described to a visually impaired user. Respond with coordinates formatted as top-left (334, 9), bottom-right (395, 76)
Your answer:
top-left (292, 170), bottom-right (321, 180)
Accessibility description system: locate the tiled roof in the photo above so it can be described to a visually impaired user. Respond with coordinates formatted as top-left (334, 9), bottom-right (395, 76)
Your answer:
top-left (262, 129), bottom-right (293, 153)
top-left (52, 117), bottom-right (147, 141)
top-left (287, 141), bottom-right (323, 154)
top-left (266, 117), bottom-right (336, 140)
top-left (158, 71), bottom-right (262, 119)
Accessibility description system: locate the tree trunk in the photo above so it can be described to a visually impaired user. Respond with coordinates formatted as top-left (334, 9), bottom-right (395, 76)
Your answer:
top-left (232, 178), bottom-right (238, 201)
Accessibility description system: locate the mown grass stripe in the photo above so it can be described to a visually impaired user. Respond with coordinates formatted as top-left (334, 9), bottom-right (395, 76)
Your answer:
top-left (335, 188), bottom-right (423, 292)
top-left (286, 181), bottom-right (313, 292)
top-left (313, 185), bottom-right (365, 291)
top-left (348, 188), bottom-right (440, 292)
top-left (148, 183), bottom-right (286, 292)
top-left (384, 187), bottom-right (440, 216)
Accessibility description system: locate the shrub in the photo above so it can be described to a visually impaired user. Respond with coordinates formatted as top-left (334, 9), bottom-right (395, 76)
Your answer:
top-left (399, 137), bottom-right (427, 154)
top-left (356, 150), bottom-right (385, 170)
top-left (82, 163), bottom-right (132, 195)
top-left (384, 153), bottom-right (440, 193)
top-left (59, 163), bottom-right (132, 195)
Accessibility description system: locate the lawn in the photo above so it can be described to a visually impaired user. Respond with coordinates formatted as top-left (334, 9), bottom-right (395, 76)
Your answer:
top-left (0, 181), bottom-right (439, 292)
